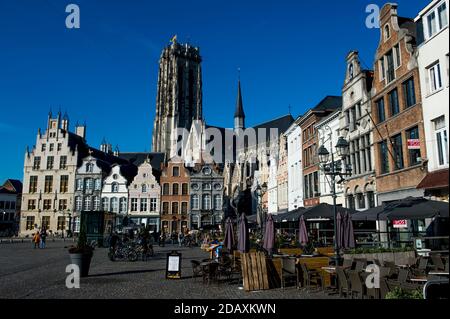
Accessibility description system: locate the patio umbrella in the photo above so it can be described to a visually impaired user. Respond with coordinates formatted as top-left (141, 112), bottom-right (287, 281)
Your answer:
top-left (263, 214), bottom-right (275, 253)
top-left (351, 205), bottom-right (385, 221)
top-left (223, 217), bottom-right (235, 252)
top-left (298, 216), bottom-right (309, 245)
top-left (237, 213), bottom-right (250, 253)
top-left (343, 212), bottom-right (355, 249)
top-left (301, 203), bottom-right (357, 220)
top-left (379, 197), bottom-right (449, 220)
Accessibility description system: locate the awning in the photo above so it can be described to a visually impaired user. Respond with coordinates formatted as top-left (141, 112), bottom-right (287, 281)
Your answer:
top-left (300, 203), bottom-right (357, 220)
top-left (273, 208), bottom-right (306, 222)
top-left (417, 169), bottom-right (449, 190)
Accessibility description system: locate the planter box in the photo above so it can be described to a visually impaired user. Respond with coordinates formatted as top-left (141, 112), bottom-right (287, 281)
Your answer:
top-left (69, 253), bottom-right (93, 277)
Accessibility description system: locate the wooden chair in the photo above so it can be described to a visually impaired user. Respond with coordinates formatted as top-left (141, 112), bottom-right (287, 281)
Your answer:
top-left (353, 259), bottom-right (367, 272)
top-left (300, 263), bottom-right (324, 291)
top-left (397, 268), bottom-right (410, 284)
top-left (281, 257), bottom-right (299, 289)
top-left (411, 257), bottom-right (428, 276)
top-left (342, 259), bottom-right (353, 269)
top-left (336, 266), bottom-right (351, 298)
top-left (348, 270), bottom-right (364, 299)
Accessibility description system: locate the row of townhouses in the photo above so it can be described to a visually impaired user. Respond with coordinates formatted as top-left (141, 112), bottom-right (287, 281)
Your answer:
top-left (15, 0), bottom-right (448, 238)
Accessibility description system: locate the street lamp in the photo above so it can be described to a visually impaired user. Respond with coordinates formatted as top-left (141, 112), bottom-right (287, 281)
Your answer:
top-left (318, 127), bottom-right (351, 266)
top-left (256, 182), bottom-right (268, 233)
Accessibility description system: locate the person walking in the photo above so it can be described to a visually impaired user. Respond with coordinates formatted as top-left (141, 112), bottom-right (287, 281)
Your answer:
top-left (39, 228), bottom-right (47, 249)
top-left (178, 232), bottom-right (184, 247)
top-left (32, 231), bottom-right (40, 249)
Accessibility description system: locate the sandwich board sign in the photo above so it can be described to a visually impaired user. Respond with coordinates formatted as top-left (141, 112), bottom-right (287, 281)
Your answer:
top-left (166, 251), bottom-right (182, 279)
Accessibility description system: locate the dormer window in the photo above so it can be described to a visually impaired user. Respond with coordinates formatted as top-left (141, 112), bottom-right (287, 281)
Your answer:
top-left (384, 24), bottom-right (391, 41)
top-left (142, 184), bottom-right (147, 193)
top-left (111, 182), bottom-right (119, 193)
top-left (86, 163), bottom-right (94, 173)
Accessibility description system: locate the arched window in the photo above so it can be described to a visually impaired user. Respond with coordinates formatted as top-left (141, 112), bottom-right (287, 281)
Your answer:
top-left (142, 184), bottom-right (147, 193)
top-left (86, 163), bottom-right (93, 173)
top-left (111, 182), bottom-right (119, 193)
top-left (84, 196), bottom-right (92, 211)
top-left (172, 202), bottom-right (179, 215)
top-left (75, 196), bottom-right (82, 211)
top-left (110, 198), bottom-right (119, 213)
top-left (93, 196), bottom-right (100, 211)
top-left (191, 195), bottom-right (199, 210)
top-left (203, 194), bottom-right (211, 210)
top-left (119, 197), bottom-right (127, 213)
top-left (384, 24), bottom-right (390, 40)
top-left (102, 197), bottom-right (109, 211)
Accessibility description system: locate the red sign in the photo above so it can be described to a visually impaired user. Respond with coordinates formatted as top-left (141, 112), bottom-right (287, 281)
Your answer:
top-left (393, 220), bottom-right (408, 229)
top-left (407, 139), bottom-right (420, 150)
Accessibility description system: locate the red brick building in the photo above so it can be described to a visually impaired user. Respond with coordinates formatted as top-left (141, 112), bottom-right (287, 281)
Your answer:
top-left (371, 4), bottom-right (427, 205)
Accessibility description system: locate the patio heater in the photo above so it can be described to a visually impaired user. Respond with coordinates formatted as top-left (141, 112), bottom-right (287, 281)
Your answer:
top-left (255, 182), bottom-right (268, 235)
top-left (317, 127), bottom-right (351, 266)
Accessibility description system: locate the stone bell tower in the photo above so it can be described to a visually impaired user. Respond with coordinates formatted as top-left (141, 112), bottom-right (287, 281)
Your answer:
top-left (152, 37), bottom-right (203, 157)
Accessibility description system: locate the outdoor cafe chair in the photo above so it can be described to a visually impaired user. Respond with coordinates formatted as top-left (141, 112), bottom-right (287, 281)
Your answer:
top-left (445, 258), bottom-right (449, 273)
top-left (397, 268), bottom-right (410, 284)
top-left (411, 257), bottom-right (428, 277)
top-left (281, 257), bottom-right (299, 289)
top-left (379, 278), bottom-right (390, 299)
top-left (348, 270), bottom-right (364, 299)
top-left (191, 260), bottom-right (203, 281)
top-left (342, 259), bottom-right (353, 269)
top-left (336, 266), bottom-right (351, 298)
top-left (300, 263), bottom-right (324, 291)
top-left (353, 259), bottom-right (367, 272)
top-left (430, 254), bottom-right (445, 271)
top-left (202, 262), bottom-right (219, 286)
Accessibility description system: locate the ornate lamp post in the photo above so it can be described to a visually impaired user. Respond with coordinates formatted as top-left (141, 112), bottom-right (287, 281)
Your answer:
top-left (255, 182), bottom-right (268, 234)
top-left (318, 128), bottom-right (351, 265)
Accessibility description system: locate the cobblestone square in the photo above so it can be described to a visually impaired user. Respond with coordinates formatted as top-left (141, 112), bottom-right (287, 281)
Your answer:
top-left (0, 241), bottom-right (338, 299)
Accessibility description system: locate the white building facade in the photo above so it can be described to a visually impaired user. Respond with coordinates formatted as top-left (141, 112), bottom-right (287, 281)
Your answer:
top-left (285, 118), bottom-right (304, 211)
top-left (128, 159), bottom-right (161, 232)
top-left (315, 111), bottom-right (346, 207)
top-left (101, 165), bottom-right (130, 225)
top-left (415, 0), bottom-right (449, 200)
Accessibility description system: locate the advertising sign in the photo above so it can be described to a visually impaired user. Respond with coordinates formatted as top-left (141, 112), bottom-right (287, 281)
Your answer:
top-left (393, 220), bottom-right (408, 229)
top-left (166, 251), bottom-right (182, 279)
top-left (407, 139), bottom-right (420, 150)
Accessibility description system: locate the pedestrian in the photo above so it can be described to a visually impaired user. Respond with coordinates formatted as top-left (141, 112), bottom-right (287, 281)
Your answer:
top-left (32, 231), bottom-right (40, 249)
top-left (178, 232), bottom-right (183, 247)
top-left (39, 228), bottom-right (47, 249)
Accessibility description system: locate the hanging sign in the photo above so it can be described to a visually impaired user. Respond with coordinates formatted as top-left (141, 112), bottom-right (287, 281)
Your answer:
top-left (393, 220), bottom-right (408, 229)
top-left (407, 139), bottom-right (420, 150)
top-left (166, 251), bottom-right (182, 279)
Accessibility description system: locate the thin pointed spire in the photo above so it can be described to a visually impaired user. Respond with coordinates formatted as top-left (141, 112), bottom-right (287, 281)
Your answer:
top-left (234, 79), bottom-right (245, 119)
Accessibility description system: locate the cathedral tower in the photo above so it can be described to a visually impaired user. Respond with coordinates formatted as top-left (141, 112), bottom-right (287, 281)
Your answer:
top-left (152, 37), bottom-right (203, 156)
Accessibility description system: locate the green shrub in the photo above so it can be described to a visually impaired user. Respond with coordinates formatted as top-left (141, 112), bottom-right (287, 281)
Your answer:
top-left (385, 287), bottom-right (423, 299)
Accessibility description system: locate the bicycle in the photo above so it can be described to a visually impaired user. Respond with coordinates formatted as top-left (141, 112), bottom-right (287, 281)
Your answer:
top-left (108, 242), bottom-right (138, 262)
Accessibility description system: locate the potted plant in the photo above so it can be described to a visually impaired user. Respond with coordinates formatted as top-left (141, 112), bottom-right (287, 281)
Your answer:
top-left (68, 224), bottom-right (94, 277)
top-left (385, 287), bottom-right (423, 299)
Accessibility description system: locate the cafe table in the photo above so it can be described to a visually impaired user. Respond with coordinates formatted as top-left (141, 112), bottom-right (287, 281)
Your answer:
top-left (409, 276), bottom-right (428, 283)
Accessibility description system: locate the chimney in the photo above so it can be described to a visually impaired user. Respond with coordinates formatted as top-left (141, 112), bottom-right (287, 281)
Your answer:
top-left (75, 124), bottom-right (86, 140)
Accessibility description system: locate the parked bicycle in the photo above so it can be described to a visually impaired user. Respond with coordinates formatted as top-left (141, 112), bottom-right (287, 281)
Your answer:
top-left (108, 242), bottom-right (138, 262)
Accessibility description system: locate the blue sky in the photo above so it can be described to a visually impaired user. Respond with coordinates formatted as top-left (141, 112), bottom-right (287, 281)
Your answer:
top-left (0, 0), bottom-right (429, 183)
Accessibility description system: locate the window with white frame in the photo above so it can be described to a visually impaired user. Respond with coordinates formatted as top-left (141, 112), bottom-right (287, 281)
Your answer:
top-left (95, 179), bottom-right (102, 190)
top-left (191, 195), bottom-right (199, 210)
top-left (394, 44), bottom-right (401, 68)
top-left (142, 184), bottom-right (147, 193)
top-left (76, 179), bottom-right (83, 191)
top-left (131, 198), bottom-right (138, 212)
top-left (434, 116), bottom-right (449, 167)
top-left (202, 194), bottom-right (211, 210)
top-left (120, 198), bottom-right (127, 213)
top-left (85, 178), bottom-right (94, 191)
top-left (426, 2), bottom-right (448, 39)
top-left (93, 196), bottom-right (100, 211)
top-left (214, 195), bottom-right (222, 210)
top-left (384, 24), bottom-right (391, 41)
top-left (111, 182), bottom-right (119, 193)
top-left (75, 196), bottom-right (82, 211)
top-left (102, 197), bottom-right (109, 211)
top-left (140, 198), bottom-right (147, 212)
top-left (428, 62), bottom-right (443, 93)
top-left (150, 198), bottom-right (157, 212)
top-left (84, 196), bottom-right (92, 211)
top-left (110, 197), bottom-right (118, 212)
top-left (74, 216), bottom-right (80, 233)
